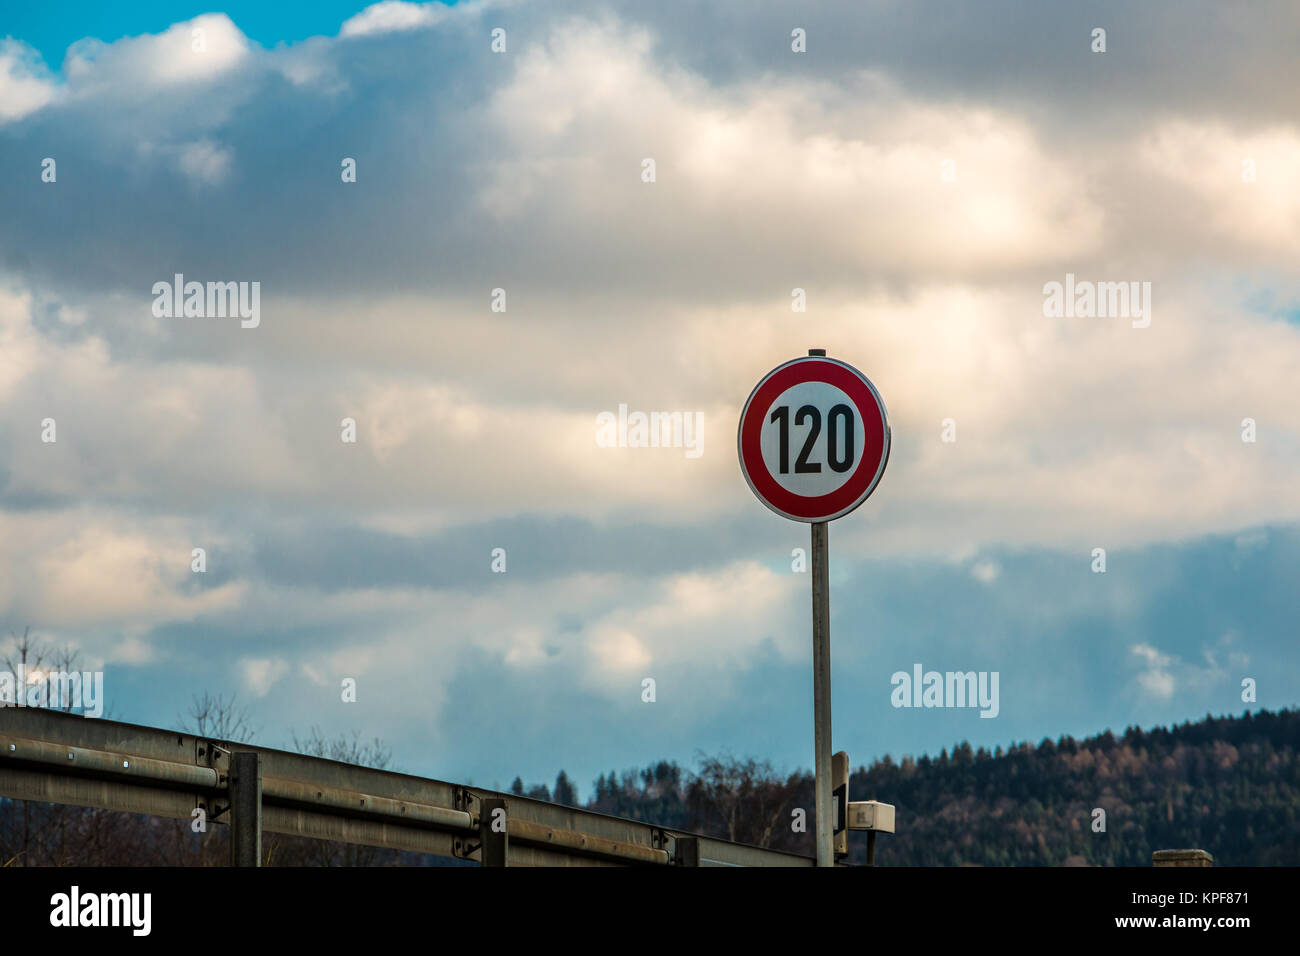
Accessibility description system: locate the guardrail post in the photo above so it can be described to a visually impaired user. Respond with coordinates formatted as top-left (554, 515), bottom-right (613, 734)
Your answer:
top-left (674, 837), bottom-right (700, 867)
top-left (230, 752), bottom-right (262, 867)
top-left (480, 798), bottom-right (508, 867)
top-left (1152, 849), bottom-right (1212, 867)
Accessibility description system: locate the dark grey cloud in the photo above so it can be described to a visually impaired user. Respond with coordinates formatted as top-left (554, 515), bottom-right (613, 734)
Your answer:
top-left (613, 0), bottom-right (1300, 128)
top-left (4, 0), bottom-right (1292, 313)
top-left (246, 512), bottom-right (798, 591)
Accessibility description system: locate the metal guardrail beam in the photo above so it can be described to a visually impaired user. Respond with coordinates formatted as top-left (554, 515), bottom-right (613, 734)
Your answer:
top-left (2, 734), bottom-right (220, 789)
top-left (0, 708), bottom-right (816, 867)
top-left (508, 817), bottom-right (670, 865)
top-left (263, 776), bottom-right (474, 832)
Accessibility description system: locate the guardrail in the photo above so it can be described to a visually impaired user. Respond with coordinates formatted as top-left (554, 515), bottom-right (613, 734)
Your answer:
top-left (0, 708), bottom-right (816, 867)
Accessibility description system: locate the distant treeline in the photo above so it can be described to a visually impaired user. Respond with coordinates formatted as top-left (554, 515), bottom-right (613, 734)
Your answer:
top-left (517, 708), bottom-right (1300, 866)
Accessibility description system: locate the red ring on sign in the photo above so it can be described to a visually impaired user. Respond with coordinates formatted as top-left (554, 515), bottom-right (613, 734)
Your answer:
top-left (737, 357), bottom-right (889, 522)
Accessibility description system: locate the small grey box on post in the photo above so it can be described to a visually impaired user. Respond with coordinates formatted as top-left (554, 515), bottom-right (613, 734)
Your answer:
top-left (479, 798), bottom-right (508, 867)
top-left (230, 751), bottom-right (262, 867)
top-left (1152, 849), bottom-right (1213, 867)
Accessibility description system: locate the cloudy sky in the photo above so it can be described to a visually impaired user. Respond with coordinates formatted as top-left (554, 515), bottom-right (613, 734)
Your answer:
top-left (1, 1), bottom-right (1297, 796)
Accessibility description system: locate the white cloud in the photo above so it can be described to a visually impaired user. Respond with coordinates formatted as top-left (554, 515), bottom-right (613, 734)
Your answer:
top-left (586, 627), bottom-right (652, 676)
top-left (184, 558), bottom-right (805, 744)
top-left (479, 24), bottom-right (1105, 276)
top-left (1131, 636), bottom-right (1245, 705)
top-left (1132, 643), bottom-right (1176, 700)
top-left (0, 515), bottom-right (247, 630)
top-left (176, 139), bottom-right (233, 184)
top-left (0, 40), bottom-right (57, 122)
top-left (0, 287), bottom-right (41, 399)
top-left (1138, 121), bottom-right (1300, 257)
top-left (65, 15), bottom-right (249, 88)
top-left (341, 1), bottom-right (449, 37)
top-left (239, 657), bottom-right (290, 697)
top-left (574, 561), bottom-right (804, 696)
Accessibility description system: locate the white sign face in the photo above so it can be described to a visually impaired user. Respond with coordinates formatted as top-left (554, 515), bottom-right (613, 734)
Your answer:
top-left (759, 380), bottom-right (866, 499)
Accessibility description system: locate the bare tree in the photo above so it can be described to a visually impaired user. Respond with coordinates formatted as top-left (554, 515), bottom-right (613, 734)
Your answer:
top-left (687, 752), bottom-right (802, 847)
top-left (182, 692), bottom-right (256, 743)
top-left (280, 727), bottom-right (396, 866)
top-left (2, 628), bottom-right (39, 865)
top-left (2, 627), bottom-right (77, 864)
top-left (291, 727), bottom-right (392, 769)
top-left (1, 627), bottom-right (43, 698)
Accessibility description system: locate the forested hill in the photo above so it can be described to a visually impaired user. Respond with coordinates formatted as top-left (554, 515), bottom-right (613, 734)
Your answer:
top-left (852, 708), bottom-right (1298, 865)
top-left (519, 708), bottom-right (1299, 866)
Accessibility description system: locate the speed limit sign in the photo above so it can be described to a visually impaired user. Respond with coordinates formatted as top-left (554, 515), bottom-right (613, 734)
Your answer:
top-left (737, 351), bottom-right (890, 522)
top-left (736, 349), bottom-right (891, 869)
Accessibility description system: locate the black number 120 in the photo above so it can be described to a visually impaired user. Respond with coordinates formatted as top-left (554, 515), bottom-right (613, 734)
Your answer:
top-left (769, 404), bottom-right (854, 474)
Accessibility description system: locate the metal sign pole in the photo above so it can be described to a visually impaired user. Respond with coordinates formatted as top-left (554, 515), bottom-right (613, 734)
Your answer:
top-left (811, 519), bottom-right (833, 867)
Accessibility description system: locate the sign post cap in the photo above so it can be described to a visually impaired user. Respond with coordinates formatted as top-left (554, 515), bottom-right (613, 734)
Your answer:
top-left (808, 348), bottom-right (826, 356)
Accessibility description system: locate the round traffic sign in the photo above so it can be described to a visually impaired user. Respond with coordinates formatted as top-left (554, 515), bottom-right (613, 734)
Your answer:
top-left (737, 354), bottom-right (890, 522)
